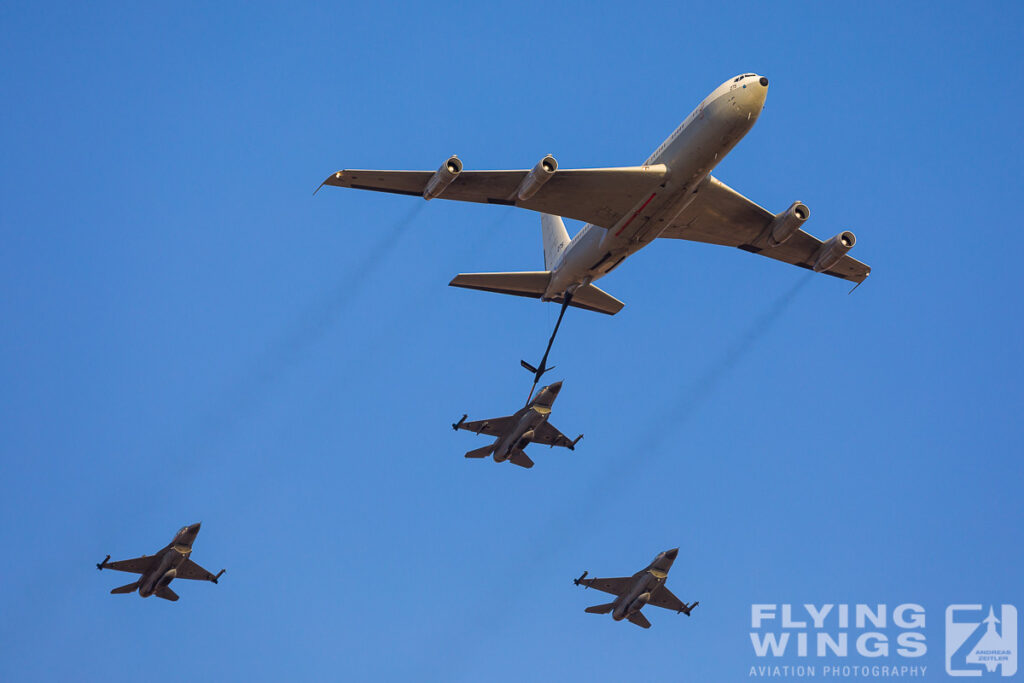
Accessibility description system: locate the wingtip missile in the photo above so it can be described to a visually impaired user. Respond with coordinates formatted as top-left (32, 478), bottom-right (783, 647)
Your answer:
top-left (452, 414), bottom-right (467, 431)
top-left (574, 571), bottom-right (588, 586)
top-left (97, 555), bottom-right (110, 570)
top-left (570, 434), bottom-right (584, 450)
top-left (212, 569), bottom-right (226, 584)
top-left (681, 601), bottom-right (699, 616)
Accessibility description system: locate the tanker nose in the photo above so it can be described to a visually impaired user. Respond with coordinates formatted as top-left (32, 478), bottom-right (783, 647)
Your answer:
top-left (759, 76), bottom-right (769, 87)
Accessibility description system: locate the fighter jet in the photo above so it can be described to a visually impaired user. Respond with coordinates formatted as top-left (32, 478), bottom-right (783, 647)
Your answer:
top-left (574, 548), bottom-right (698, 628)
top-left (97, 523), bottom-right (225, 601)
top-left (452, 380), bottom-right (581, 469)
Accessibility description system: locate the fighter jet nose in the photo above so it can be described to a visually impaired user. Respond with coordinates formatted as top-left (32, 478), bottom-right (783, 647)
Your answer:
top-left (665, 548), bottom-right (679, 559)
top-left (549, 381), bottom-right (563, 392)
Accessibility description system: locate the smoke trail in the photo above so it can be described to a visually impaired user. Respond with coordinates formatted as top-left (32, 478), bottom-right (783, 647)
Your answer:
top-left (636, 272), bottom-right (813, 457)
top-left (421, 275), bottom-right (817, 679)
top-left (177, 202), bottom-right (424, 454)
top-left (543, 273), bottom-right (814, 552)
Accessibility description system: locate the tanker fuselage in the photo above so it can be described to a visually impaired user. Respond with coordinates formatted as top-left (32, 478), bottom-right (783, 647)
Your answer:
top-left (544, 75), bottom-right (769, 300)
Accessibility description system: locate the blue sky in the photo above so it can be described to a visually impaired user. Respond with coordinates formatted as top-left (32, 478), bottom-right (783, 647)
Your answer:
top-left (2, 2), bottom-right (1022, 681)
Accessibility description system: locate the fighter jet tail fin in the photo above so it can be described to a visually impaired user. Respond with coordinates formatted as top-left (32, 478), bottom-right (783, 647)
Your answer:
top-left (584, 602), bottom-right (615, 614)
top-left (508, 449), bottom-right (534, 469)
top-left (464, 445), bottom-right (493, 459)
top-left (110, 581), bottom-right (139, 595)
top-left (627, 612), bottom-right (652, 629)
top-left (155, 586), bottom-right (179, 602)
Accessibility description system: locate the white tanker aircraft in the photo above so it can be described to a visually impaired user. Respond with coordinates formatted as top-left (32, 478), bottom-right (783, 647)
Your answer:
top-left (321, 74), bottom-right (869, 377)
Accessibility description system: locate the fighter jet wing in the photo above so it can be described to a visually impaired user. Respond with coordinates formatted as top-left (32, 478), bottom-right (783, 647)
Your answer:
top-left (101, 556), bottom-right (154, 574)
top-left (577, 576), bottom-right (633, 597)
top-left (176, 558), bottom-right (219, 582)
top-left (658, 176), bottom-right (870, 283)
top-left (647, 584), bottom-right (689, 612)
top-left (530, 422), bottom-right (575, 448)
top-left (457, 416), bottom-right (517, 436)
top-left (321, 165), bottom-right (668, 230)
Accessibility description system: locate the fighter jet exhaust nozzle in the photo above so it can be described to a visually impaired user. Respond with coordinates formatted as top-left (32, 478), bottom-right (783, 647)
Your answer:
top-left (423, 155), bottom-right (463, 200)
top-left (767, 201), bottom-right (810, 247)
top-left (813, 230), bottom-right (856, 272)
top-left (515, 154), bottom-right (558, 201)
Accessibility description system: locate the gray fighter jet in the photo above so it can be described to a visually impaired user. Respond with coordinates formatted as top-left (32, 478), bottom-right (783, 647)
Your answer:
top-left (452, 380), bottom-right (582, 469)
top-left (97, 523), bottom-right (224, 601)
top-left (574, 548), bottom-right (698, 628)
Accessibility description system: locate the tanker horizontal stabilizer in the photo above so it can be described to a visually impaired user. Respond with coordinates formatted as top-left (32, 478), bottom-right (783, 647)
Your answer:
top-left (449, 271), bottom-right (550, 299)
top-left (110, 581), bottom-right (139, 595)
top-left (449, 272), bottom-right (623, 315)
top-left (155, 586), bottom-right (179, 602)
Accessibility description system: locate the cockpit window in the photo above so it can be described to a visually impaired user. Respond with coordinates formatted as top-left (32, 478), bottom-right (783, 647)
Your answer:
top-left (734, 73), bottom-right (757, 82)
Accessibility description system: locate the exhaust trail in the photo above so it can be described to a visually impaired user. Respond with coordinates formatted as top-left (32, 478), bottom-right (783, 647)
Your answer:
top-left (549, 273), bottom-right (814, 550)
top-left (417, 275), bottom-right (816, 677)
top-left (0, 203), bottom-right (429, 636)
top-left (180, 202), bottom-right (424, 454)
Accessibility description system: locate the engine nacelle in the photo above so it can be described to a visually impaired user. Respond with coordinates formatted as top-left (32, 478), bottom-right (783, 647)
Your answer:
top-left (813, 231), bottom-right (856, 272)
top-left (516, 430), bottom-right (535, 450)
top-left (767, 201), bottom-right (809, 247)
top-left (422, 155), bottom-right (463, 200)
top-left (158, 568), bottom-right (177, 587)
top-left (515, 155), bottom-right (558, 201)
top-left (628, 592), bottom-right (651, 613)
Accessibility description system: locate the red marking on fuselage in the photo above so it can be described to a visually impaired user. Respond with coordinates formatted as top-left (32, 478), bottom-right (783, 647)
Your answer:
top-left (614, 192), bottom-right (658, 237)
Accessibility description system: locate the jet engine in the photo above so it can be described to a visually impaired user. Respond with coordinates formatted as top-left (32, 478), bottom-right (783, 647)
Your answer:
top-left (628, 592), bottom-right (651, 614)
top-left (766, 201), bottom-right (809, 247)
top-left (514, 155), bottom-right (558, 201)
top-left (157, 568), bottom-right (177, 587)
top-left (813, 231), bottom-right (856, 272)
top-left (517, 430), bottom-right (535, 449)
top-left (423, 155), bottom-right (463, 200)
